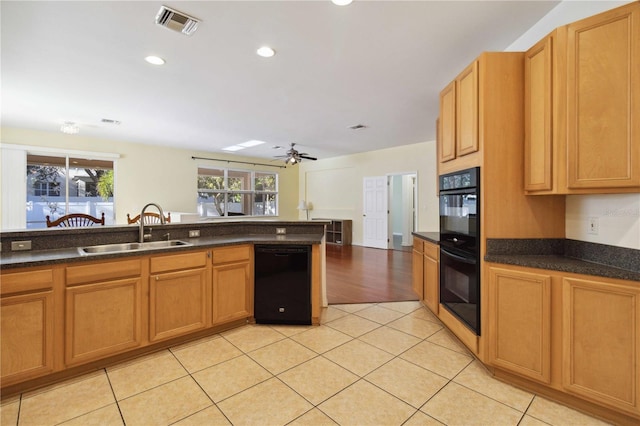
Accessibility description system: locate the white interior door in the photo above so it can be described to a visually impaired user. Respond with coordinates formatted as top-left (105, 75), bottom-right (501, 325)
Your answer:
top-left (363, 176), bottom-right (388, 249)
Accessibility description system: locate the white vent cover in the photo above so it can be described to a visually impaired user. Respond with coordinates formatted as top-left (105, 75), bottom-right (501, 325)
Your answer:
top-left (155, 6), bottom-right (199, 36)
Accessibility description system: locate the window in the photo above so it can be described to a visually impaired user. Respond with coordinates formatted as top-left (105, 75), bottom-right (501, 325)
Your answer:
top-left (197, 167), bottom-right (278, 217)
top-left (26, 154), bottom-right (114, 228)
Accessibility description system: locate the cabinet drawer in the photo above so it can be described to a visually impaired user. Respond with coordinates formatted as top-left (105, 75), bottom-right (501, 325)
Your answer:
top-left (412, 239), bottom-right (424, 254)
top-left (1, 269), bottom-right (54, 295)
top-left (424, 242), bottom-right (439, 260)
top-left (66, 259), bottom-right (142, 286)
top-left (212, 245), bottom-right (251, 265)
top-left (150, 251), bottom-right (208, 274)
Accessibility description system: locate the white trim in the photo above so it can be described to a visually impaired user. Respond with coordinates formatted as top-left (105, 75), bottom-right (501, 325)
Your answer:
top-left (1, 143), bottom-right (120, 160)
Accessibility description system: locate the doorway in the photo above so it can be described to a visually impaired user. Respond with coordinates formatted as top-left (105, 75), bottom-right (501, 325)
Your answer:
top-left (362, 173), bottom-right (417, 251)
top-left (388, 173), bottom-right (417, 252)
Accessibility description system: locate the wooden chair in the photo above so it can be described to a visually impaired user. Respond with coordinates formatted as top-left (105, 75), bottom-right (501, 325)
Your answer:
top-left (46, 212), bottom-right (105, 228)
top-left (127, 212), bottom-right (171, 224)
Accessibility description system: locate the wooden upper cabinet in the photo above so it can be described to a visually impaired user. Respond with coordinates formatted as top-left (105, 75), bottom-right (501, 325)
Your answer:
top-left (524, 34), bottom-right (554, 192)
top-left (562, 276), bottom-right (640, 416)
top-left (456, 60), bottom-right (479, 157)
top-left (439, 81), bottom-right (456, 163)
top-left (566, 2), bottom-right (640, 190)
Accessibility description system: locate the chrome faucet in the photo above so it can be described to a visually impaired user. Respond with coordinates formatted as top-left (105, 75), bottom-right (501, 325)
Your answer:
top-left (139, 203), bottom-right (166, 243)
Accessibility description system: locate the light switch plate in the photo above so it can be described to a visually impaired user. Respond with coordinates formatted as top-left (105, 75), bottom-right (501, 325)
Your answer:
top-left (188, 230), bottom-right (200, 238)
top-left (276, 228), bottom-right (286, 234)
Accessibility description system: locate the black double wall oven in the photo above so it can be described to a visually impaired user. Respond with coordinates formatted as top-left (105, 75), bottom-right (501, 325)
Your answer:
top-left (439, 167), bottom-right (481, 335)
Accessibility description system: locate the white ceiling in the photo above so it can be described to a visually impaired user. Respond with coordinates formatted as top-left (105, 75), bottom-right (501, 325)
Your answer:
top-left (1, 0), bottom-right (561, 161)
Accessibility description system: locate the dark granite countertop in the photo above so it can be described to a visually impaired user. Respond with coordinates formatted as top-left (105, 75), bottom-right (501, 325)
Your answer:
top-left (0, 233), bottom-right (323, 270)
top-left (412, 232), bottom-right (440, 244)
top-left (485, 239), bottom-right (640, 282)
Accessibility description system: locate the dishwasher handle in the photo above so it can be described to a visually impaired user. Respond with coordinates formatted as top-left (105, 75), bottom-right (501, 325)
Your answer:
top-left (255, 245), bottom-right (311, 254)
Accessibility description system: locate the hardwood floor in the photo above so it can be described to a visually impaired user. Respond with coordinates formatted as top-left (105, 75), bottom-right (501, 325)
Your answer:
top-left (326, 244), bottom-right (418, 304)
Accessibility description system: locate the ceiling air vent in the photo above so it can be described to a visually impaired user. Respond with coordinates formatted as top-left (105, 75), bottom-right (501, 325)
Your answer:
top-left (155, 6), bottom-right (199, 36)
top-left (348, 124), bottom-right (368, 130)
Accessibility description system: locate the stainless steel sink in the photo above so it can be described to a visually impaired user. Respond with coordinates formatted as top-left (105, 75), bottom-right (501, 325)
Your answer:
top-left (79, 240), bottom-right (192, 255)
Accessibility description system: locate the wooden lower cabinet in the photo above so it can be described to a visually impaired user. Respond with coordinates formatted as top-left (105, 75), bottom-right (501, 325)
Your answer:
top-left (562, 277), bottom-right (640, 416)
top-left (65, 259), bottom-right (143, 366)
top-left (411, 238), bottom-right (424, 299)
top-left (486, 263), bottom-right (640, 421)
top-left (149, 250), bottom-right (210, 342)
top-left (1, 267), bottom-right (57, 386)
top-left (488, 266), bottom-right (552, 384)
top-left (423, 242), bottom-right (439, 314)
top-left (212, 245), bottom-right (253, 324)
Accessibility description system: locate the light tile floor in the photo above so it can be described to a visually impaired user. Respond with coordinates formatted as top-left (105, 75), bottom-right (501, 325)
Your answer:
top-left (1, 302), bottom-right (613, 426)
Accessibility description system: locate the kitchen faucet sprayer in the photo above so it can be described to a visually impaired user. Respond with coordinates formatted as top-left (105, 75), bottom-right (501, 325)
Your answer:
top-left (139, 203), bottom-right (166, 243)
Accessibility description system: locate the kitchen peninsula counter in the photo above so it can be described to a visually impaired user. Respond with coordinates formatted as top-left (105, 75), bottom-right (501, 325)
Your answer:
top-left (1, 220), bottom-right (327, 396)
top-left (0, 233), bottom-right (324, 269)
top-left (0, 221), bottom-right (326, 269)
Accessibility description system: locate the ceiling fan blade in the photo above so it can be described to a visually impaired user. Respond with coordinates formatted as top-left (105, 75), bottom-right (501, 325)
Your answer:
top-left (299, 155), bottom-right (317, 161)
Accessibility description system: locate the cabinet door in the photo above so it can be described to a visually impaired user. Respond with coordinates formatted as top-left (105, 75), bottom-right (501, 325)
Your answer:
top-left (524, 35), bottom-right (553, 192)
top-left (65, 278), bottom-right (143, 366)
top-left (566, 3), bottom-right (640, 189)
top-left (423, 243), bottom-right (439, 314)
top-left (562, 277), bottom-right (640, 415)
top-left (488, 267), bottom-right (552, 384)
top-left (1, 290), bottom-right (55, 385)
top-left (412, 245), bottom-right (424, 300)
top-left (213, 261), bottom-right (252, 324)
top-left (439, 80), bottom-right (456, 163)
top-left (150, 267), bottom-right (209, 342)
top-left (456, 60), bottom-right (479, 157)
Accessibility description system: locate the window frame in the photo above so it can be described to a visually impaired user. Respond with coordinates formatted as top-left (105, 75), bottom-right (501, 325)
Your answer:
top-left (0, 144), bottom-right (120, 229)
top-left (197, 166), bottom-right (278, 218)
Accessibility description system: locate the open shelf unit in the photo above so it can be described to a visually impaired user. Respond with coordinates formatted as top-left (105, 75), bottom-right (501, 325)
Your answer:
top-left (313, 219), bottom-right (352, 245)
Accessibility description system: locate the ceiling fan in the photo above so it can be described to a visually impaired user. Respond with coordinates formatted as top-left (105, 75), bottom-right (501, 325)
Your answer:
top-left (274, 143), bottom-right (317, 165)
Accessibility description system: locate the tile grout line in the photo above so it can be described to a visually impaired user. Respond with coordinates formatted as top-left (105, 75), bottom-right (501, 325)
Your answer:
top-left (103, 367), bottom-right (127, 426)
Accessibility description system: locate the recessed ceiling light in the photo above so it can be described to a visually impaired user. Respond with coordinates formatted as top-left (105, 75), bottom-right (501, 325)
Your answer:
top-left (332, 0), bottom-right (353, 6)
top-left (256, 46), bottom-right (275, 58)
top-left (222, 145), bottom-right (245, 152)
top-left (145, 55), bottom-right (166, 65)
top-left (238, 140), bottom-right (266, 148)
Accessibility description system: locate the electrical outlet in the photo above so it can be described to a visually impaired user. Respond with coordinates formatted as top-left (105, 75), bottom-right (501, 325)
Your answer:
top-left (188, 230), bottom-right (200, 238)
top-left (588, 217), bottom-right (599, 235)
top-left (276, 228), bottom-right (286, 235)
top-left (11, 240), bottom-right (32, 251)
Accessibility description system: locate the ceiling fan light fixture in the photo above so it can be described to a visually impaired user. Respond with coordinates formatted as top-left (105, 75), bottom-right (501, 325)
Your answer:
top-left (332, 0), bottom-right (353, 6)
top-left (60, 121), bottom-right (79, 134)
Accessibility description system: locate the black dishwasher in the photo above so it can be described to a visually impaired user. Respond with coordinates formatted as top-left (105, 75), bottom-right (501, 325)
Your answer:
top-left (254, 245), bottom-right (311, 325)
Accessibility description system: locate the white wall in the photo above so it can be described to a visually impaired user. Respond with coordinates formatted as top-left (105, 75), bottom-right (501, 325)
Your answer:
top-left (566, 194), bottom-right (640, 250)
top-left (298, 140), bottom-right (438, 245)
top-left (1, 127), bottom-right (300, 227)
top-left (506, 0), bottom-right (640, 250)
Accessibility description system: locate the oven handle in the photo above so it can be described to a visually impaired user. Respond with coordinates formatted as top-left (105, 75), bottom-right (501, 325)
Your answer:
top-left (441, 248), bottom-right (477, 265)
